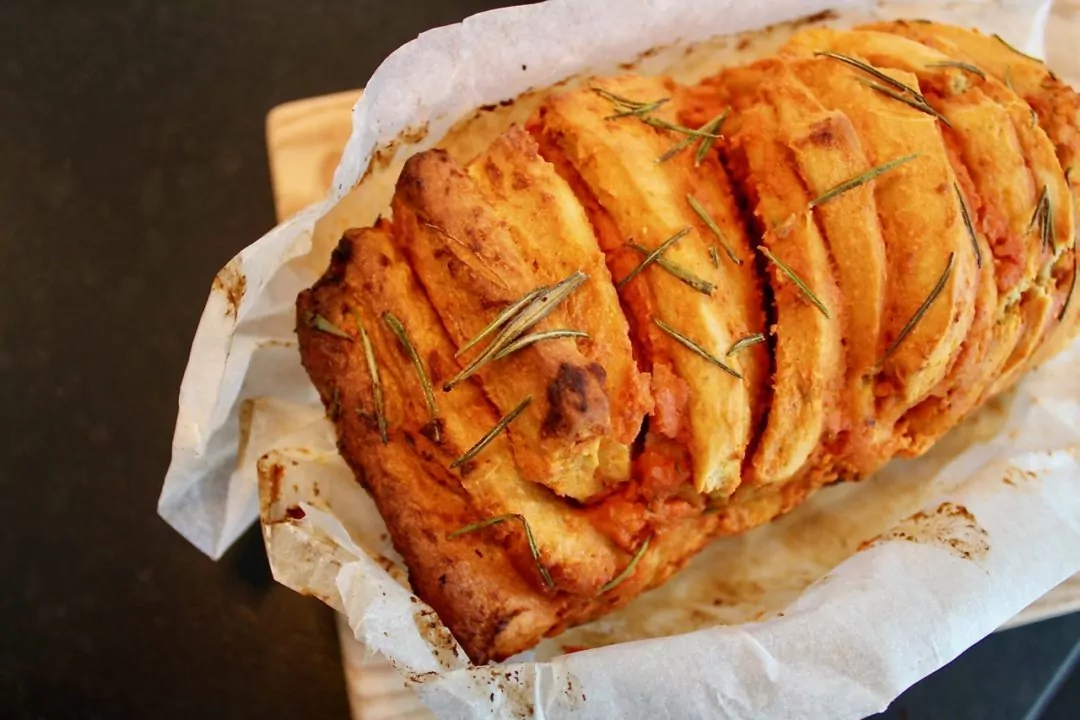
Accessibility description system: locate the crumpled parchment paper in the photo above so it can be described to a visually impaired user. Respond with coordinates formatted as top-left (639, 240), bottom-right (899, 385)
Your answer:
top-left (160, 0), bottom-right (1080, 717)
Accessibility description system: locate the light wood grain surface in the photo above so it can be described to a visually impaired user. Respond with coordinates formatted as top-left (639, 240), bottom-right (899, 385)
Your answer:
top-left (264, 89), bottom-right (1080, 720)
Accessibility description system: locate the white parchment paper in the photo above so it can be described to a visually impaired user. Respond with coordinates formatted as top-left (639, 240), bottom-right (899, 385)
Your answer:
top-left (160, 1), bottom-right (1080, 717)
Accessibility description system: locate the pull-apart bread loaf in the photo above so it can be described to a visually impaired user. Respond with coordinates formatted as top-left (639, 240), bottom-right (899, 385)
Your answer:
top-left (296, 22), bottom-right (1079, 663)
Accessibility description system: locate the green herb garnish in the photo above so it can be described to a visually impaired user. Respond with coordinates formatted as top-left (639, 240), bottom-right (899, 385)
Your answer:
top-left (447, 511), bottom-right (554, 589)
top-left (687, 194), bottom-right (741, 265)
top-left (628, 242), bottom-right (715, 295)
top-left (446, 272), bottom-right (588, 390)
top-left (955, 183), bottom-right (982, 268)
top-left (881, 253), bottom-right (955, 363)
top-left (617, 227), bottom-right (692, 289)
top-left (856, 78), bottom-right (952, 127)
top-left (926, 60), bottom-right (985, 79)
top-left (356, 316), bottom-right (388, 444)
top-left (598, 535), bottom-right (652, 595)
top-left (308, 313), bottom-right (352, 339)
top-left (455, 285), bottom-right (548, 358)
top-left (816, 51), bottom-right (928, 103)
top-left (449, 396), bottom-right (531, 469)
top-left (759, 246), bottom-right (831, 318)
top-left (992, 34), bottom-right (1042, 63)
top-left (694, 108), bottom-right (730, 167)
top-left (808, 154), bottom-right (918, 208)
top-left (727, 333), bottom-right (767, 356)
top-left (653, 318), bottom-right (742, 379)
top-left (492, 329), bottom-right (589, 360)
top-left (383, 311), bottom-right (440, 443)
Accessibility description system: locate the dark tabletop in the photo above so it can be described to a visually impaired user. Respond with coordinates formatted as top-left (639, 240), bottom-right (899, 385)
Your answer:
top-left (1, 1), bottom-right (1077, 718)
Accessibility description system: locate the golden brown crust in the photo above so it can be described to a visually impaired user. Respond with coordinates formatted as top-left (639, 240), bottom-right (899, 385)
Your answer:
top-left (293, 23), bottom-right (1079, 665)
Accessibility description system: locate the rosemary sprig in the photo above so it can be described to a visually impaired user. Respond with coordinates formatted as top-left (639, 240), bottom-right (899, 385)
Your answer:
top-left (598, 535), bottom-right (652, 595)
top-left (727, 333), bottom-right (767, 356)
top-left (815, 50), bottom-right (928, 104)
top-left (445, 272), bottom-right (588, 390)
top-left (356, 317), bottom-right (389, 444)
top-left (606, 97), bottom-right (670, 120)
top-left (881, 253), bottom-right (955, 363)
top-left (808, 154), bottom-right (918, 208)
top-left (455, 285), bottom-right (548, 358)
top-left (591, 86), bottom-right (653, 109)
top-left (656, 134), bottom-right (697, 164)
top-left (955, 182), bottom-right (982, 269)
top-left (449, 396), bottom-right (531, 469)
top-left (383, 312), bottom-right (440, 444)
top-left (617, 227), bottom-right (692, 289)
top-left (1029, 185), bottom-right (1052, 251)
top-left (709, 246), bottom-right (721, 268)
top-left (308, 313), bottom-right (352, 340)
top-left (695, 108), bottom-right (730, 167)
top-left (992, 34), bottom-right (1042, 63)
top-left (687, 194), bottom-right (742, 265)
top-left (926, 60), bottom-right (985, 79)
top-left (657, 108), bottom-right (730, 164)
top-left (856, 78), bottom-right (952, 127)
top-left (447, 511), bottom-right (554, 589)
top-left (628, 242), bottom-right (715, 295)
top-left (759, 246), bottom-right (831, 318)
top-left (653, 318), bottom-right (742, 379)
top-left (641, 115), bottom-right (722, 139)
top-left (492, 329), bottom-right (589, 360)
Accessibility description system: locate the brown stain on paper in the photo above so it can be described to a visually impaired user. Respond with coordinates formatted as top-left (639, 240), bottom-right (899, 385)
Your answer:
top-left (212, 256), bottom-right (246, 319)
top-left (860, 502), bottom-right (990, 563)
top-left (411, 602), bottom-right (462, 670)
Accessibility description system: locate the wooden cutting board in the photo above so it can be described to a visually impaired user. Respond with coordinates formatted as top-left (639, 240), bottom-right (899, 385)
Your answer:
top-left (264, 89), bottom-right (1080, 719)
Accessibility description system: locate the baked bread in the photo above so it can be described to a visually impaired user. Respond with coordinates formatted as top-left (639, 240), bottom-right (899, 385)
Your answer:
top-left (295, 23), bottom-right (1079, 663)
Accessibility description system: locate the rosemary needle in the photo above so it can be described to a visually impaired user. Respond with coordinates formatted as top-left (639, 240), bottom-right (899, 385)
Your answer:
top-left (628, 242), bottom-right (715, 295)
top-left (492, 329), bottom-right (589, 360)
top-left (709, 246), bottom-right (721, 268)
top-left (759, 246), bottom-right (831, 319)
top-left (383, 311), bottom-right (441, 443)
top-left (881, 253), bottom-right (955, 364)
top-left (606, 97), bottom-right (670, 120)
top-left (653, 318), bottom-right (742, 379)
top-left (955, 183), bottom-right (982, 268)
top-left (808, 154), bottom-right (918, 208)
top-left (726, 333), bottom-right (767, 356)
top-left (618, 227), bottom-right (692, 289)
top-left (598, 535), bottom-right (652, 595)
top-left (993, 34), bottom-right (1043, 63)
top-left (591, 86), bottom-right (653, 109)
top-left (445, 272), bottom-right (588, 390)
top-left (450, 396), bottom-right (531, 470)
top-left (455, 285), bottom-right (548, 358)
top-left (856, 78), bottom-right (952, 127)
top-left (356, 316), bottom-right (389, 444)
top-left (926, 60), bottom-right (986, 79)
top-left (641, 115), bottom-right (721, 139)
top-left (695, 108), bottom-right (730, 167)
top-left (815, 51), bottom-right (928, 103)
top-left (309, 313), bottom-right (352, 339)
top-left (447, 512), bottom-right (554, 589)
top-left (687, 194), bottom-right (742, 265)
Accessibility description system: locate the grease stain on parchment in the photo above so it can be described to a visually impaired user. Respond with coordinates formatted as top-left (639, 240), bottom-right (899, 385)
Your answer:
top-left (410, 599), bottom-right (462, 670)
top-left (212, 256), bottom-right (246, 319)
top-left (860, 502), bottom-right (990, 563)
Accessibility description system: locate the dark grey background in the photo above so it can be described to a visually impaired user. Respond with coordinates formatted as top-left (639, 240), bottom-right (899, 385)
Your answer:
top-left (1, 1), bottom-right (1077, 718)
